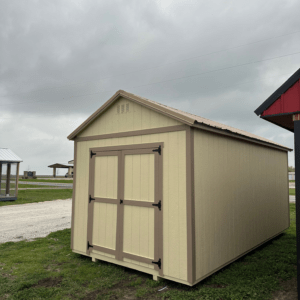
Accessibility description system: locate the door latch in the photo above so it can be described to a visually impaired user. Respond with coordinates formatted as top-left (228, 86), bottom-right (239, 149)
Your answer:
top-left (152, 200), bottom-right (161, 210)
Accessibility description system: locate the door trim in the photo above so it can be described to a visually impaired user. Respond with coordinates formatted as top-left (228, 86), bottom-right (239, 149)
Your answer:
top-left (87, 142), bottom-right (164, 276)
top-left (90, 142), bottom-right (164, 153)
top-left (86, 150), bottom-right (121, 257)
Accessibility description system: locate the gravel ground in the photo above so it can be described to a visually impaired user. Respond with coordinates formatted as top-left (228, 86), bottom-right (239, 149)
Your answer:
top-left (0, 198), bottom-right (72, 244)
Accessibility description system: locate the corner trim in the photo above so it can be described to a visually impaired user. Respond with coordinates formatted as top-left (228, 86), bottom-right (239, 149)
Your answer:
top-left (186, 127), bottom-right (195, 284)
top-left (70, 140), bottom-right (77, 250)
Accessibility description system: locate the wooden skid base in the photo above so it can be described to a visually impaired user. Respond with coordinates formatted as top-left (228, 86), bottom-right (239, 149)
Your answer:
top-left (73, 249), bottom-right (191, 286)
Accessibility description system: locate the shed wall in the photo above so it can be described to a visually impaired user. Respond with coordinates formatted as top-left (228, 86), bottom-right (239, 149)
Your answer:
top-left (73, 130), bottom-right (188, 281)
top-left (77, 97), bottom-right (182, 138)
top-left (193, 129), bottom-right (289, 282)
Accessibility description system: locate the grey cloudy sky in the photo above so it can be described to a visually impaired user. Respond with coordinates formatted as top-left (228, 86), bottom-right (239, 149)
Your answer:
top-left (1, 0), bottom-right (300, 174)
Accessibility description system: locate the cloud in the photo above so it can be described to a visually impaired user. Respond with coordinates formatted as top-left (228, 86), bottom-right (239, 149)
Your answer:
top-left (1, 0), bottom-right (300, 173)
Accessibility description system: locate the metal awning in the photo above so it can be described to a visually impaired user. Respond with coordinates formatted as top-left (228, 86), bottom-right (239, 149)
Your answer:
top-left (0, 148), bottom-right (22, 163)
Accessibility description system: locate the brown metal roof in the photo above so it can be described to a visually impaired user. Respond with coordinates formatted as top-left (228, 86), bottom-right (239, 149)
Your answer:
top-left (67, 90), bottom-right (291, 151)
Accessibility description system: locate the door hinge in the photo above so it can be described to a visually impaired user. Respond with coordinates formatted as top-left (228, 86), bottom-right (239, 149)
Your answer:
top-left (89, 195), bottom-right (95, 203)
top-left (152, 258), bottom-right (161, 269)
top-left (87, 241), bottom-right (93, 249)
top-left (120, 199), bottom-right (123, 204)
top-left (152, 145), bottom-right (161, 155)
top-left (152, 200), bottom-right (161, 210)
top-left (90, 151), bottom-right (96, 158)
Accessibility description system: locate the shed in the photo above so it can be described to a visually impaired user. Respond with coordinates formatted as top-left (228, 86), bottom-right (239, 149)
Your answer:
top-left (68, 90), bottom-right (291, 286)
top-left (0, 148), bottom-right (22, 201)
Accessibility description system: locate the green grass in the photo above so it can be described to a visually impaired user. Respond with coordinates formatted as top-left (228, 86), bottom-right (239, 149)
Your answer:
top-left (19, 179), bottom-right (73, 184)
top-left (289, 180), bottom-right (295, 182)
top-left (289, 188), bottom-right (295, 196)
top-left (0, 204), bottom-right (296, 299)
top-left (0, 189), bottom-right (73, 206)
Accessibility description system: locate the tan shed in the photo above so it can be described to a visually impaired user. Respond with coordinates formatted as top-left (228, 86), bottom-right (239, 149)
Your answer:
top-left (68, 90), bottom-right (291, 286)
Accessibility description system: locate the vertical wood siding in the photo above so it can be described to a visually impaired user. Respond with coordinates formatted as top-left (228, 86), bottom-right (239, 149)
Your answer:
top-left (124, 154), bottom-right (155, 202)
top-left (94, 156), bottom-right (118, 199)
top-left (193, 129), bottom-right (289, 281)
top-left (123, 206), bottom-right (155, 259)
top-left (73, 130), bottom-right (187, 281)
top-left (92, 202), bottom-right (117, 250)
top-left (77, 97), bottom-right (182, 138)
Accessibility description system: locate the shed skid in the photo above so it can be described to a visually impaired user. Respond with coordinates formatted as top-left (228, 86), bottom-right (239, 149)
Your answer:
top-left (69, 91), bottom-right (290, 286)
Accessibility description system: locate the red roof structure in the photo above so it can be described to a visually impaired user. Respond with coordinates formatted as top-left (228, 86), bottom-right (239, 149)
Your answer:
top-left (255, 68), bottom-right (300, 132)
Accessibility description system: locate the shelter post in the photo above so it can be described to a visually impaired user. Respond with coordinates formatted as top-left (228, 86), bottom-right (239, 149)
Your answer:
top-left (5, 163), bottom-right (11, 195)
top-left (293, 114), bottom-right (300, 295)
top-left (16, 163), bottom-right (20, 197)
top-left (53, 167), bottom-right (56, 178)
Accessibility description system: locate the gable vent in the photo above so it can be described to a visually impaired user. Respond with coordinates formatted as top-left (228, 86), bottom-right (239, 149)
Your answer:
top-left (117, 103), bottom-right (130, 114)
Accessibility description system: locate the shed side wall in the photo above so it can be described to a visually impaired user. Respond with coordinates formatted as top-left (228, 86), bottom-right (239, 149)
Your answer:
top-left (193, 129), bottom-right (289, 281)
top-left (73, 130), bottom-right (187, 281)
top-left (77, 97), bottom-right (182, 138)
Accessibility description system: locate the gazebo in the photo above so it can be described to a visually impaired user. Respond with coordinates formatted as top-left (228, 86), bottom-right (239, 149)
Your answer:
top-left (48, 163), bottom-right (73, 177)
top-left (255, 67), bottom-right (300, 298)
top-left (0, 148), bottom-right (22, 201)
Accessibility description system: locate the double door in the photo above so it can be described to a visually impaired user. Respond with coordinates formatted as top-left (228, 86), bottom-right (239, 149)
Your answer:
top-left (86, 143), bottom-right (163, 273)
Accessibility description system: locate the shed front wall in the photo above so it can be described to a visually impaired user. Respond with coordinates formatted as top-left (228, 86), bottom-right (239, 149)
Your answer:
top-left (193, 129), bottom-right (289, 282)
top-left (77, 97), bottom-right (182, 138)
top-left (73, 130), bottom-right (188, 282)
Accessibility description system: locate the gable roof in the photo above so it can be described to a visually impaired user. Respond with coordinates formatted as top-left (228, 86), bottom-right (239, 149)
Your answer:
top-left (68, 90), bottom-right (291, 151)
top-left (255, 68), bottom-right (300, 116)
top-left (0, 148), bottom-right (22, 162)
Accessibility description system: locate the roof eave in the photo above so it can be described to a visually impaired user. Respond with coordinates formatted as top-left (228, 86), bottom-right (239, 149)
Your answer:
top-left (193, 121), bottom-right (292, 152)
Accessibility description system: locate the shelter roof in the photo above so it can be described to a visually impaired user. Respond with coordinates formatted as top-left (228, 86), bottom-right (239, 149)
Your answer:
top-left (68, 90), bottom-right (291, 151)
top-left (0, 148), bottom-right (22, 162)
top-left (48, 163), bottom-right (73, 169)
top-left (255, 68), bottom-right (300, 116)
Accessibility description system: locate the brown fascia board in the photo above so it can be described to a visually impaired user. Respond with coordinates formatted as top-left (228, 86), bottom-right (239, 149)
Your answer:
top-left (67, 90), bottom-right (195, 140)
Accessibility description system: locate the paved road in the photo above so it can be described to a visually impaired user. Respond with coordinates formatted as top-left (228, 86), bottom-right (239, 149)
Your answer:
top-left (0, 199), bottom-right (72, 244)
top-left (19, 181), bottom-right (73, 188)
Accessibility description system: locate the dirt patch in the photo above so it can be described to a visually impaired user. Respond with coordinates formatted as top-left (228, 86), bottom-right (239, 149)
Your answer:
top-left (271, 277), bottom-right (297, 300)
top-left (33, 277), bottom-right (63, 288)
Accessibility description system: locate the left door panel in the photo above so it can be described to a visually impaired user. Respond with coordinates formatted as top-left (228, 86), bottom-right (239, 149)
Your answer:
top-left (87, 151), bottom-right (120, 257)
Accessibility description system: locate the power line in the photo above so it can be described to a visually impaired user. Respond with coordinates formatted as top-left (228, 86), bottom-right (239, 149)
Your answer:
top-left (0, 70), bottom-right (293, 119)
top-left (1, 29), bottom-right (300, 99)
top-left (2, 48), bottom-right (299, 108)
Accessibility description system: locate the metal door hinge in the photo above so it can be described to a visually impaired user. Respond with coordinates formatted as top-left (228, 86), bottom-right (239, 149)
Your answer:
top-left (90, 151), bottom-right (96, 158)
top-left (152, 200), bottom-right (161, 210)
top-left (152, 258), bottom-right (161, 269)
top-left (120, 199), bottom-right (123, 204)
top-left (89, 195), bottom-right (95, 203)
top-left (152, 145), bottom-right (161, 155)
top-left (87, 241), bottom-right (93, 249)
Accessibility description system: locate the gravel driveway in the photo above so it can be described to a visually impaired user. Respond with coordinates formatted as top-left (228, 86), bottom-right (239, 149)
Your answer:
top-left (0, 199), bottom-right (72, 244)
